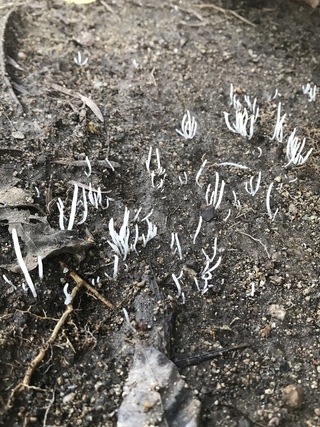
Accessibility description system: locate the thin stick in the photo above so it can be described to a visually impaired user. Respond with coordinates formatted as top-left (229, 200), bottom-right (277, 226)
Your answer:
top-left (173, 342), bottom-right (249, 368)
top-left (99, 0), bottom-right (115, 13)
top-left (5, 302), bottom-right (74, 409)
top-left (0, 5), bottom-right (24, 112)
top-left (197, 4), bottom-right (256, 27)
top-left (237, 230), bottom-right (271, 259)
top-left (64, 264), bottom-right (114, 309)
top-left (5, 262), bottom-right (113, 410)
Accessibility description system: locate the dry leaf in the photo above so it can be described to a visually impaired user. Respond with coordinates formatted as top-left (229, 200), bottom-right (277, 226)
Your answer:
top-left (117, 343), bottom-right (201, 427)
top-left (0, 208), bottom-right (92, 272)
top-left (77, 93), bottom-right (104, 122)
top-left (50, 83), bottom-right (104, 122)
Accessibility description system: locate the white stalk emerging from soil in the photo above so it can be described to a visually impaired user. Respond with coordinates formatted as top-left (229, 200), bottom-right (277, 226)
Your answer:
top-left (12, 228), bottom-right (37, 298)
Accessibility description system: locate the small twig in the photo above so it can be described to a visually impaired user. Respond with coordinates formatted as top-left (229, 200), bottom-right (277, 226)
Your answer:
top-left (197, 3), bottom-right (256, 27)
top-left (5, 302), bottom-right (74, 409)
top-left (63, 263), bottom-right (114, 309)
top-left (5, 263), bottom-right (113, 410)
top-left (99, 0), bottom-right (115, 13)
top-left (237, 230), bottom-right (271, 259)
top-left (173, 342), bottom-right (249, 368)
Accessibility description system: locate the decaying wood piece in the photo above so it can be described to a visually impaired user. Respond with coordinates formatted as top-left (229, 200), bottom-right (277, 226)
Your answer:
top-left (0, 0), bottom-right (24, 112)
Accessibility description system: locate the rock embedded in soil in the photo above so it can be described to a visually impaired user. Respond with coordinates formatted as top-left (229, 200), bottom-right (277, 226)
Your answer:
top-left (269, 304), bottom-right (286, 321)
top-left (282, 384), bottom-right (304, 409)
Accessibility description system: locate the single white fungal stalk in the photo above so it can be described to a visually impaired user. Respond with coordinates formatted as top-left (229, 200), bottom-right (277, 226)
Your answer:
top-left (200, 239), bottom-right (222, 294)
top-left (96, 187), bottom-right (102, 205)
top-left (87, 183), bottom-right (94, 205)
top-left (150, 171), bottom-right (155, 187)
top-left (224, 108), bottom-right (255, 139)
top-left (34, 186), bottom-right (40, 198)
top-left (142, 219), bottom-right (157, 247)
top-left (271, 102), bottom-right (286, 142)
top-left (123, 308), bottom-right (136, 333)
top-left (170, 233), bottom-right (175, 250)
top-left (256, 147), bottom-right (262, 158)
top-left (245, 171), bottom-right (262, 196)
top-left (131, 224), bottom-right (139, 254)
top-left (113, 255), bottom-right (119, 279)
top-left (172, 271), bottom-right (183, 297)
top-left (205, 172), bottom-right (225, 209)
top-left (141, 209), bottom-right (153, 222)
top-left (133, 207), bottom-right (142, 222)
top-left (176, 110), bottom-right (197, 140)
top-left (179, 172), bottom-right (188, 185)
top-left (157, 174), bottom-right (167, 190)
top-left (84, 156), bottom-right (92, 177)
top-left (232, 191), bottom-right (241, 209)
top-left (156, 148), bottom-right (161, 173)
top-left (193, 216), bottom-right (203, 244)
top-left (233, 96), bottom-right (242, 111)
top-left (108, 208), bottom-right (130, 260)
top-left (244, 95), bottom-right (259, 117)
top-left (195, 159), bottom-right (207, 187)
top-left (145, 146), bottom-right (152, 172)
top-left (57, 198), bottom-right (65, 230)
top-left (38, 255), bottom-right (43, 281)
top-left (173, 232), bottom-right (182, 260)
top-left (105, 157), bottom-right (115, 171)
top-left (302, 83), bottom-right (317, 102)
top-left (74, 51), bottom-right (88, 67)
top-left (67, 183), bottom-right (79, 231)
top-left (218, 162), bottom-right (249, 170)
top-left (285, 128), bottom-right (313, 167)
top-left (272, 89), bottom-right (280, 100)
top-left (12, 228), bottom-right (37, 298)
top-left (78, 187), bottom-right (88, 225)
top-left (250, 282), bottom-right (255, 297)
top-left (3, 274), bottom-right (17, 289)
top-left (63, 283), bottom-right (72, 305)
top-left (266, 182), bottom-right (279, 221)
top-left (223, 209), bottom-right (231, 222)
top-left (194, 277), bottom-right (200, 292)
top-left (91, 277), bottom-right (100, 286)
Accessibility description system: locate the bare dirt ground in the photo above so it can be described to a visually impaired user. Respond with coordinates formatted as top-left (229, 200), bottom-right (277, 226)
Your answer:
top-left (0, 0), bottom-right (319, 426)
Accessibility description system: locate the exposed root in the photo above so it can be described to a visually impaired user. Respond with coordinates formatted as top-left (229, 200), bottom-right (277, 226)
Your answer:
top-left (5, 262), bottom-right (113, 411)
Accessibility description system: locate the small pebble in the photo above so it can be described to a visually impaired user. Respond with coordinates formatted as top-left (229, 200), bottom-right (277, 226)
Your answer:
top-left (63, 392), bottom-right (75, 404)
top-left (11, 131), bottom-right (25, 140)
top-left (269, 304), bottom-right (286, 321)
top-left (282, 384), bottom-right (303, 409)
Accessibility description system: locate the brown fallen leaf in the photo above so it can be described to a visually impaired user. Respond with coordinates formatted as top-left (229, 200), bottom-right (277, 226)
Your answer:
top-left (49, 83), bottom-right (104, 122)
top-left (77, 92), bottom-right (104, 122)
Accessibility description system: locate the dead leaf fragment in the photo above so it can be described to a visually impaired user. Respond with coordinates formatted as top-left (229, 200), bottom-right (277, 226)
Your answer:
top-left (0, 186), bottom-right (32, 206)
top-left (0, 208), bottom-right (93, 272)
top-left (77, 92), bottom-right (104, 122)
top-left (117, 344), bottom-right (201, 427)
top-left (50, 83), bottom-right (104, 122)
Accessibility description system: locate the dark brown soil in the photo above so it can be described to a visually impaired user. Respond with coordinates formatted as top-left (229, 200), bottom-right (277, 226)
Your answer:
top-left (0, 1), bottom-right (319, 426)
